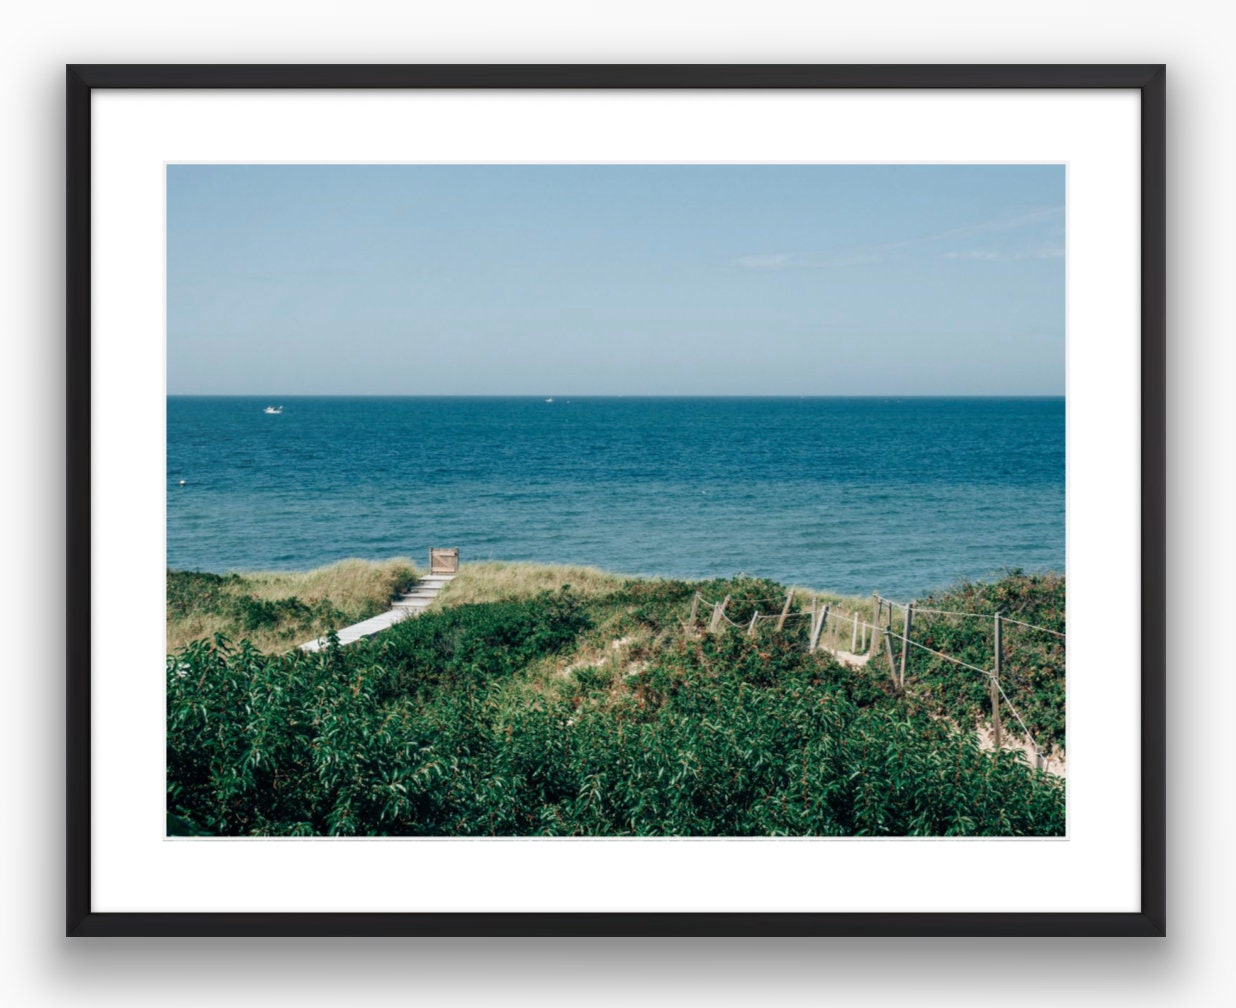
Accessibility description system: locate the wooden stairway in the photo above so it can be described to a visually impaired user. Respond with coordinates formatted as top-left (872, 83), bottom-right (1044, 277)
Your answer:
top-left (300, 573), bottom-right (455, 651)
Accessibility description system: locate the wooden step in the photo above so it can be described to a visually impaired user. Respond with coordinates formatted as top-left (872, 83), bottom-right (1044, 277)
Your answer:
top-left (299, 572), bottom-right (456, 651)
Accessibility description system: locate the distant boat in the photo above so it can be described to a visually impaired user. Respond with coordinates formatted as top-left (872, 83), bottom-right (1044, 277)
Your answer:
top-left (545, 398), bottom-right (554, 403)
top-left (263, 405), bottom-right (283, 414)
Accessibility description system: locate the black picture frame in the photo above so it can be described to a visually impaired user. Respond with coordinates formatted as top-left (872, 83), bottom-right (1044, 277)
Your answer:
top-left (66, 63), bottom-right (1166, 938)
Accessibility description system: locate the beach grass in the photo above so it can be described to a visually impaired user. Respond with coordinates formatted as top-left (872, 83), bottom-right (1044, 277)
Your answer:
top-left (433, 560), bottom-right (630, 606)
top-left (166, 556), bottom-right (417, 653)
top-left (165, 557), bottom-right (884, 656)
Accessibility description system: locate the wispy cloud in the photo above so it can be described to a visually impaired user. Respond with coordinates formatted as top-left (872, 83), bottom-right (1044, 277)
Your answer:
top-left (735, 205), bottom-right (1064, 271)
top-left (943, 245), bottom-right (1065, 262)
top-left (943, 250), bottom-right (1004, 262)
top-left (734, 253), bottom-right (795, 270)
top-left (735, 250), bottom-right (884, 270)
top-left (921, 206), bottom-right (1064, 244)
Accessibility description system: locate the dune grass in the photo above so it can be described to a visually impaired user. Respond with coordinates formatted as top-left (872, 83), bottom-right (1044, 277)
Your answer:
top-left (435, 564), bottom-right (872, 625)
top-left (433, 560), bottom-right (630, 606)
top-left (233, 558), bottom-right (418, 610)
top-left (437, 563), bottom-right (708, 687)
top-left (166, 557), bottom-right (417, 653)
top-left (788, 585), bottom-right (874, 611)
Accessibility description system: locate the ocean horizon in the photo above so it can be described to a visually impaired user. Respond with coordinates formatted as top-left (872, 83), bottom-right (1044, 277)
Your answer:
top-left (167, 395), bottom-right (1064, 599)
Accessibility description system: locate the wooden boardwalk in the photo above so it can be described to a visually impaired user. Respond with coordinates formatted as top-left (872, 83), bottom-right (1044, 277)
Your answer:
top-left (300, 573), bottom-right (455, 651)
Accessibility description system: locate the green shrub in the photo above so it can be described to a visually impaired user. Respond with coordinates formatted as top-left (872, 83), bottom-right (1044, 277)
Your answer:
top-left (887, 571), bottom-right (1066, 751)
top-left (167, 578), bottom-right (1064, 838)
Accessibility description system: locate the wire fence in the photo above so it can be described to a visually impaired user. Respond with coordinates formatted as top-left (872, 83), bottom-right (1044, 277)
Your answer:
top-left (686, 587), bottom-right (1063, 771)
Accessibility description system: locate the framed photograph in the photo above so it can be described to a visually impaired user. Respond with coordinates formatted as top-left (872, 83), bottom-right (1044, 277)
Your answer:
top-left (67, 64), bottom-right (1165, 937)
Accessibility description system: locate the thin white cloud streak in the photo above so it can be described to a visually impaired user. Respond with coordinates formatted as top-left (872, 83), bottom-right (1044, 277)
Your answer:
top-left (943, 250), bottom-right (1004, 261)
top-left (735, 250), bottom-right (884, 269)
top-left (943, 246), bottom-right (1065, 262)
top-left (735, 205), bottom-right (1064, 271)
top-left (917, 205), bottom-right (1064, 244)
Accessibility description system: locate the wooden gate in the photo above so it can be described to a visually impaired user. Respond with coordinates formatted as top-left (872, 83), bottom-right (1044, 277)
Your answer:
top-left (428, 547), bottom-right (459, 574)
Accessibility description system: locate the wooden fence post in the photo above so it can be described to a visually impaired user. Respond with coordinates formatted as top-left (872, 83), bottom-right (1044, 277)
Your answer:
top-left (884, 631), bottom-right (900, 690)
top-left (899, 602), bottom-right (914, 688)
top-left (810, 605), bottom-right (828, 653)
top-left (851, 611), bottom-right (859, 653)
top-left (870, 590), bottom-right (880, 662)
top-left (747, 611), bottom-right (760, 636)
top-left (870, 592), bottom-right (883, 659)
top-left (776, 590), bottom-right (794, 631)
top-left (709, 595), bottom-right (731, 633)
top-left (688, 593), bottom-right (699, 626)
top-left (991, 611), bottom-right (1003, 748)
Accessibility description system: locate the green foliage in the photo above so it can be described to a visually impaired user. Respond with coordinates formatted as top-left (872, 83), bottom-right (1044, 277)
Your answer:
top-left (166, 569), bottom-right (241, 619)
top-left (166, 559), bottom-right (415, 653)
top-left (358, 588), bottom-right (592, 694)
top-left (167, 569), bottom-right (345, 634)
top-left (888, 571), bottom-right (1066, 751)
top-left (168, 577), bottom-right (1064, 838)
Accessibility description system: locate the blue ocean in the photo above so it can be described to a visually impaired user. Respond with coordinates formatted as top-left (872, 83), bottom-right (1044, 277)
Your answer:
top-left (166, 397), bottom-right (1063, 599)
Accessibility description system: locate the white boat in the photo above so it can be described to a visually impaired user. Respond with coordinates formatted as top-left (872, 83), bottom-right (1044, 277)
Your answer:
top-left (545, 398), bottom-right (554, 403)
top-left (263, 405), bottom-right (283, 414)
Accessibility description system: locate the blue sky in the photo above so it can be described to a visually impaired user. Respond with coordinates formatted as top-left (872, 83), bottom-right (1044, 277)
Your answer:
top-left (167, 164), bottom-right (1064, 395)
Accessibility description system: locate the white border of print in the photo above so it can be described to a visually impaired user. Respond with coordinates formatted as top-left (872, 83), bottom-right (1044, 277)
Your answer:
top-left (92, 88), bottom-right (1139, 913)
